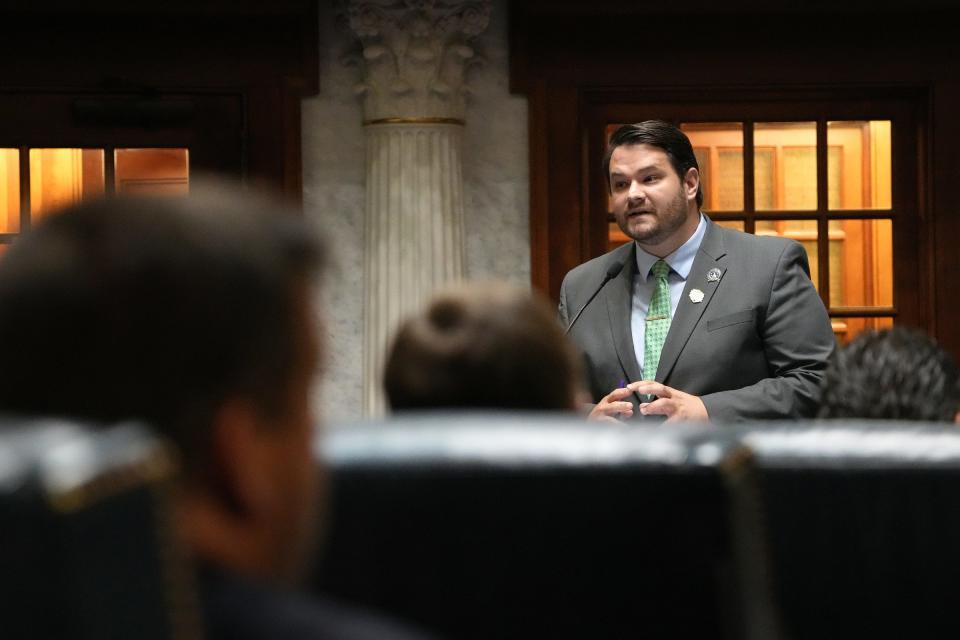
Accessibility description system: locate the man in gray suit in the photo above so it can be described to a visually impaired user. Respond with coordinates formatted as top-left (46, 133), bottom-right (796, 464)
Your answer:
top-left (559, 120), bottom-right (835, 423)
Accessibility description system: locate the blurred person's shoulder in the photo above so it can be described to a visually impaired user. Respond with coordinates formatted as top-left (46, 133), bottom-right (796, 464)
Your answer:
top-left (201, 568), bottom-right (438, 640)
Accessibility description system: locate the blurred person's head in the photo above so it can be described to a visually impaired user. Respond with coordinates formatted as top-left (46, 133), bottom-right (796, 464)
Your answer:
top-left (384, 282), bottom-right (584, 412)
top-left (818, 327), bottom-right (960, 423)
top-left (0, 182), bottom-right (325, 583)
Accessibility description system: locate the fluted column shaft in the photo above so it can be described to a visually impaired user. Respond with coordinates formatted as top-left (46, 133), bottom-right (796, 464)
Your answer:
top-left (342, 0), bottom-right (489, 415)
top-left (363, 122), bottom-right (465, 414)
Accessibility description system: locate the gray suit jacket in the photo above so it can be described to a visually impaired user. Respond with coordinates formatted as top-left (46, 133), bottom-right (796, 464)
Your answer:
top-left (558, 218), bottom-right (835, 422)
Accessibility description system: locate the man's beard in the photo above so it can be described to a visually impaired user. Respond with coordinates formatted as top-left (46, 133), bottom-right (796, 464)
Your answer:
top-left (621, 186), bottom-right (690, 246)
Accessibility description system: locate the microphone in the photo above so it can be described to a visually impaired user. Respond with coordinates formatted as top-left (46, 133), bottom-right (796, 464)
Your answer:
top-left (564, 260), bottom-right (625, 335)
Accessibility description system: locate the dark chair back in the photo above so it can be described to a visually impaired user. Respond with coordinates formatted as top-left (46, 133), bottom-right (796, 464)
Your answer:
top-left (734, 422), bottom-right (960, 639)
top-left (0, 418), bottom-right (200, 639)
top-left (314, 413), bottom-right (772, 640)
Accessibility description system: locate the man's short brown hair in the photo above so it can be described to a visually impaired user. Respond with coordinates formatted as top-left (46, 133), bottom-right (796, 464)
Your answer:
top-left (384, 282), bottom-right (583, 411)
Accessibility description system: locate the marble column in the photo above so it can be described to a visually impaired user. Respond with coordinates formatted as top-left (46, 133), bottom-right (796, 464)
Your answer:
top-left (342, 0), bottom-right (491, 415)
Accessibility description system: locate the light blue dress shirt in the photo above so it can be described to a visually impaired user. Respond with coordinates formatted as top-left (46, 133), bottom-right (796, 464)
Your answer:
top-left (631, 214), bottom-right (707, 379)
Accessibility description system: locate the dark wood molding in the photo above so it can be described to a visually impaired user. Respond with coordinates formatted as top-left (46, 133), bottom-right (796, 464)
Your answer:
top-left (0, 2), bottom-right (319, 203)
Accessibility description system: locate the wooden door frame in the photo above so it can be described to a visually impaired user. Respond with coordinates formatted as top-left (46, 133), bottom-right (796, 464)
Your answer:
top-left (575, 88), bottom-right (927, 331)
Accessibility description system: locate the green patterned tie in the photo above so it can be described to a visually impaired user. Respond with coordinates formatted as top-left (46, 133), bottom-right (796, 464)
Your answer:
top-left (643, 259), bottom-right (672, 380)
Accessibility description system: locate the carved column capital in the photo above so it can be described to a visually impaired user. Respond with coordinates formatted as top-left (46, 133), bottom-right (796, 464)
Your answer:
top-left (339, 0), bottom-right (491, 122)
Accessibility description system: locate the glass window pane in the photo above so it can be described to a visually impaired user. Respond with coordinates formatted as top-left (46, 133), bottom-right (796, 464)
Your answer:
top-left (754, 148), bottom-right (775, 209)
top-left (0, 149), bottom-right (20, 233)
top-left (832, 316), bottom-right (894, 346)
top-left (680, 123), bottom-right (744, 212)
top-left (754, 122), bottom-right (817, 211)
top-left (827, 121), bottom-right (892, 210)
top-left (29, 149), bottom-right (104, 220)
top-left (756, 219), bottom-right (819, 291)
top-left (115, 148), bottom-right (189, 195)
top-left (829, 219), bottom-right (893, 308)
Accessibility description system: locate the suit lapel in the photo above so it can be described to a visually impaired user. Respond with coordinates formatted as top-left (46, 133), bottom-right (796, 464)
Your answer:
top-left (656, 221), bottom-right (728, 382)
top-left (603, 243), bottom-right (644, 385)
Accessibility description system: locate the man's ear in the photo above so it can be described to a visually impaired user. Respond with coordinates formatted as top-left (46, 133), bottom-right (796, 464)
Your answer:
top-left (208, 398), bottom-right (278, 520)
top-left (954, 410), bottom-right (960, 425)
top-left (177, 398), bottom-right (279, 578)
top-left (684, 167), bottom-right (700, 201)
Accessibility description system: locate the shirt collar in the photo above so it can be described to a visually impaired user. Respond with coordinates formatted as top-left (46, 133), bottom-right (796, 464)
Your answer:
top-left (635, 213), bottom-right (707, 281)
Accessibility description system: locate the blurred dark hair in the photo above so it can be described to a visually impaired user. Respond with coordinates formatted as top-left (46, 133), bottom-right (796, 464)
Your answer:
top-left (602, 120), bottom-right (704, 208)
top-left (384, 282), bottom-right (583, 412)
top-left (0, 181), bottom-right (323, 469)
top-left (818, 327), bottom-right (960, 422)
